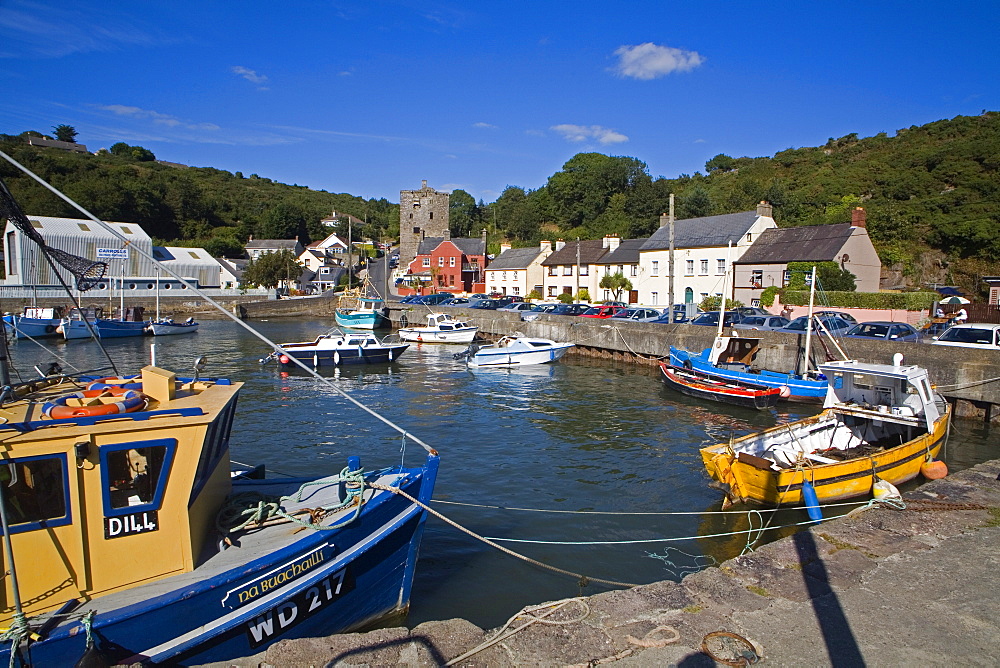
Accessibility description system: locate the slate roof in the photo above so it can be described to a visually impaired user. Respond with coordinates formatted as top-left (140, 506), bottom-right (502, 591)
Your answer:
top-left (641, 211), bottom-right (761, 251)
top-left (596, 239), bottom-right (647, 265)
top-left (487, 247), bottom-right (544, 270)
top-left (245, 239), bottom-right (299, 250)
top-left (733, 223), bottom-right (856, 264)
top-left (416, 237), bottom-right (486, 256)
top-left (541, 240), bottom-right (610, 266)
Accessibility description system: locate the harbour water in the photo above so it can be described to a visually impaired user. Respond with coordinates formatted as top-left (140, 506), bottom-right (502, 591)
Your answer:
top-left (6, 317), bottom-right (998, 631)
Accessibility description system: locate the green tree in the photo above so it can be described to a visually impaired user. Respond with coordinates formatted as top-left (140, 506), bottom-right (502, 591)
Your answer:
top-left (240, 250), bottom-right (301, 289)
top-left (259, 201), bottom-right (309, 240)
top-left (680, 185), bottom-right (712, 218)
top-left (52, 124), bottom-right (78, 143)
top-left (449, 189), bottom-right (479, 238)
top-left (705, 154), bottom-right (735, 173)
top-left (546, 153), bottom-right (651, 230)
top-left (699, 295), bottom-right (744, 311)
top-left (599, 271), bottom-right (633, 302)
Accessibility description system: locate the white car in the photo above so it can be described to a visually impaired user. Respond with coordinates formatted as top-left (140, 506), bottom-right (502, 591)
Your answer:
top-left (931, 323), bottom-right (1000, 350)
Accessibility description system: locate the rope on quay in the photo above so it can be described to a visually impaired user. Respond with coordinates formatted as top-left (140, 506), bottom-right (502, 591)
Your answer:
top-left (369, 482), bottom-right (638, 588)
top-left (430, 497), bottom-right (884, 515)
top-left (612, 326), bottom-right (669, 362)
top-left (933, 375), bottom-right (1000, 391)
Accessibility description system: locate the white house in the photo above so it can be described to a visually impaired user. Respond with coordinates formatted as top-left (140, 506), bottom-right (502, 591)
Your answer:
top-left (595, 236), bottom-right (645, 303)
top-left (244, 238), bottom-right (304, 262)
top-left (486, 241), bottom-right (553, 297)
top-left (636, 202), bottom-right (778, 306)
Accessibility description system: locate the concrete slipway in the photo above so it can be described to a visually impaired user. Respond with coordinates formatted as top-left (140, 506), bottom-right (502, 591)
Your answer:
top-left (199, 459), bottom-right (1000, 668)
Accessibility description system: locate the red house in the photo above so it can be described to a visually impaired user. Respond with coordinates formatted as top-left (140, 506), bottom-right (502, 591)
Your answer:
top-left (401, 230), bottom-right (487, 295)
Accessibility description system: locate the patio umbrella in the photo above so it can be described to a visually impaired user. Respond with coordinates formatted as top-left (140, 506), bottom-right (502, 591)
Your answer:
top-left (940, 295), bottom-right (970, 304)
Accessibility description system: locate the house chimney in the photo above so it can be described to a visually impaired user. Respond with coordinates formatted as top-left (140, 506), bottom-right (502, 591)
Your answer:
top-left (444, 229), bottom-right (451, 240)
top-left (851, 207), bottom-right (867, 228)
top-left (539, 240), bottom-right (552, 253)
top-left (659, 212), bottom-right (669, 228)
top-left (756, 201), bottom-right (773, 218)
top-left (481, 228), bottom-right (488, 245)
top-left (500, 243), bottom-right (511, 253)
top-left (555, 239), bottom-right (566, 252)
top-left (604, 235), bottom-right (621, 252)
top-left (421, 179), bottom-right (428, 189)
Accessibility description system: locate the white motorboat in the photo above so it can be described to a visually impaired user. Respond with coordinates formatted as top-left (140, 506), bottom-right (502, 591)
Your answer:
top-left (398, 313), bottom-right (478, 343)
top-left (147, 317), bottom-right (199, 336)
top-left (461, 336), bottom-right (574, 367)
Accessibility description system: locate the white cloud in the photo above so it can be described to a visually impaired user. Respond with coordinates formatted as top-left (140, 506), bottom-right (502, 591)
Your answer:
top-left (612, 43), bottom-right (705, 80)
top-left (472, 122), bottom-right (497, 129)
top-left (693, 138), bottom-right (706, 143)
top-left (551, 124), bottom-right (629, 145)
top-left (95, 104), bottom-right (220, 132)
top-left (231, 66), bottom-right (269, 88)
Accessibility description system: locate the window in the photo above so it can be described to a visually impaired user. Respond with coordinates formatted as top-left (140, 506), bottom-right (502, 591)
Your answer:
top-left (746, 233), bottom-right (752, 243)
top-left (700, 259), bottom-right (709, 275)
top-left (651, 292), bottom-right (658, 304)
top-left (685, 260), bottom-right (694, 276)
top-left (77, 223), bottom-right (91, 232)
top-left (438, 257), bottom-right (445, 267)
top-left (563, 266), bottom-right (572, 276)
top-left (548, 286), bottom-right (557, 296)
top-left (751, 269), bottom-right (763, 288)
top-left (502, 271), bottom-right (507, 281)
top-left (0, 455), bottom-right (70, 533)
top-left (548, 267), bottom-right (557, 276)
top-left (100, 439), bottom-right (175, 514)
top-left (490, 272), bottom-right (496, 281)
top-left (631, 265), bottom-right (638, 277)
top-left (717, 259), bottom-right (726, 275)
top-left (512, 287), bottom-right (520, 295)
top-left (189, 251), bottom-right (199, 259)
top-left (651, 261), bottom-right (659, 276)
top-left (429, 212), bottom-right (434, 220)
top-left (579, 265), bottom-right (589, 276)
top-left (422, 258), bottom-right (430, 267)
top-left (751, 298), bottom-right (761, 307)
top-left (6, 231), bottom-right (16, 275)
top-left (450, 257), bottom-right (456, 267)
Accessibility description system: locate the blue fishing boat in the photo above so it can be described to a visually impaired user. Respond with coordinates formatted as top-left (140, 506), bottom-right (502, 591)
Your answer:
top-left (2, 306), bottom-right (64, 339)
top-left (335, 297), bottom-right (389, 330)
top-left (669, 334), bottom-right (828, 402)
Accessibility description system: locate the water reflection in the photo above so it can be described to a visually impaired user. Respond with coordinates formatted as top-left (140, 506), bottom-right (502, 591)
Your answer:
top-left (5, 317), bottom-right (997, 631)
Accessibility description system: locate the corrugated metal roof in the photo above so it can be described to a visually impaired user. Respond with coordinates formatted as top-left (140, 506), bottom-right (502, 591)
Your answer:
top-left (733, 224), bottom-right (855, 264)
top-left (641, 211), bottom-right (760, 251)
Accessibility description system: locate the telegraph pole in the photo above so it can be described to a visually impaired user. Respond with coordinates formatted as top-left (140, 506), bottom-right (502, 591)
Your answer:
top-left (668, 194), bottom-right (675, 309)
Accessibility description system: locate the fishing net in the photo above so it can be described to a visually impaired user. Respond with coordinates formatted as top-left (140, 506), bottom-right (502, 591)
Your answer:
top-left (0, 177), bottom-right (107, 291)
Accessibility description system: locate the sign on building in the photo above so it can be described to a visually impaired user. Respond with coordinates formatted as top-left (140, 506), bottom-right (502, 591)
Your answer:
top-left (97, 248), bottom-right (129, 259)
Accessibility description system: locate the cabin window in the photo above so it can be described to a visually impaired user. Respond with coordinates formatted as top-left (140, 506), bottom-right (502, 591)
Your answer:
top-left (0, 455), bottom-right (70, 534)
top-left (100, 439), bottom-right (176, 515)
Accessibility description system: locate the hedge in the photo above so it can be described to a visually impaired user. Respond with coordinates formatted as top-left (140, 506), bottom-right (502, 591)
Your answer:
top-left (780, 290), bottom-right (938, 310)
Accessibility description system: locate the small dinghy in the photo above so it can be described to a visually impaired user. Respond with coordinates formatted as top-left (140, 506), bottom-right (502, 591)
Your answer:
top-left (659, 361), bottom-right (782, 410)
top-left (458, 336), bottom-right (574, 367)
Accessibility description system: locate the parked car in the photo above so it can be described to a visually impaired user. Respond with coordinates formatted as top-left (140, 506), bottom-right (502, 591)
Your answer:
top-left (931, 323), bottom-right (1000, 350)
top-left (468, 299), bottom-right (501, 310)
top-left (521, 303), bottom-right (560, 322)
top-left (779, 315), bottom-right (854, 335)
top-left (689, 311), bottom-right (745, 327)
top-left (579, 305), bottom-right (625, 319)
top-left (496, 302), bottom-right (537, 313)
top-left (733, 315), bottom-right (792, 331)
top-left (610, 307), bottom-right (663, 323)
top-left (439, 297), bottom-right (471, 307)
top-left (600, 301), bottom-right (628, 308)
top-left (413, 293), bottom-right (454, 305)
top-left (494, 296), bottom-right (526, 308)
top-left (398, 295), bottom-right (421, 304)
top-left (813, 310), bottom-right (858, 324)
top-left (843, 321), bottom-right (921, 343)
top-left (732, 306), bottom-right (771, 317)
top-left (549, 303), bottom-right (590, 316)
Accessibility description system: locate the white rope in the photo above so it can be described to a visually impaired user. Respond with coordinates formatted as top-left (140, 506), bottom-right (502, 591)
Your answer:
top-left (0, 150), bottom-right (436, 456)
top-left (430, 497), bottom-right (875, 515)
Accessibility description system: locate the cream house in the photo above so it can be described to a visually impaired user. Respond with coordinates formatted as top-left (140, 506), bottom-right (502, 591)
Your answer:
top-left (636, 202), bottom-right (778, 307)
top-left (486, 241), bottom-right (553, 297)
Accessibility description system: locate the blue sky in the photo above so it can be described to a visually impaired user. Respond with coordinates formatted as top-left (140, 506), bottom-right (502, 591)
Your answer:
top-left (1, 1), bottom-right (996, 204)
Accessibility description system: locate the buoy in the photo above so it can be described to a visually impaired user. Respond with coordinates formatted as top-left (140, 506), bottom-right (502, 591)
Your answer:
top-left (778, 385), bottom-right (792, 399)
top-left (278, 354), bottom-right (289, 364)
top-left (872, 477), bottom-right (901, 500)
top-left (802, 479), bottom-right (823, 522)
top-left (920, 456), bottom-right (948, 480)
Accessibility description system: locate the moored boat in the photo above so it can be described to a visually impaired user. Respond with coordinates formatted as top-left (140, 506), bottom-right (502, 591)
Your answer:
top-left (3, 306), bottom-right (64, 339)
top-left (460, 336), bottom-right (574, 367)
top-left (147, 316), bottom-right (200, 336)
top-left (398, 312), bottom-right (478, 343)
top-left (659, 361), bottom-right (782, 410)
top-left (57, 306), bottom-right (100, 340)
top-left (94, 306), bottom-right (148, 338)
top-left (334, 291), bottom-right (389, 330)
top-left (264, 330), bottom-right (409, 367)
top-left (700, 356), bottom-right (950, 507)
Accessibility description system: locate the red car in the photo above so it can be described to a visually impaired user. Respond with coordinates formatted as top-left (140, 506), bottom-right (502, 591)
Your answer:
top-left (579, 305), bottom-right (626, 319)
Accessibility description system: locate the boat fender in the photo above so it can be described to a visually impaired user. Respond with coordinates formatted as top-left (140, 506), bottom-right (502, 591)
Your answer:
top-left (778, 385), bottom-right (791, 399)
top-left (74, 638), bottom-right (111, 668)
top-left (872, 477), bottom-right (901, 501)
top-left (801, 479), bottom-right (823, 522)
top-left (920, 456), bottom-right (948, 480)
top-left (683, 360), bottom-right (693, 370)
top-left (278, 354), bottom-right (290, 365)
top-left (45, 324), bottom-right (57, 333)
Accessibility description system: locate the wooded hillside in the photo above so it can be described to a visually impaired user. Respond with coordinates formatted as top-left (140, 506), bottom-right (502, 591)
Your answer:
top-left (3, 111), bottom-right (999, 295)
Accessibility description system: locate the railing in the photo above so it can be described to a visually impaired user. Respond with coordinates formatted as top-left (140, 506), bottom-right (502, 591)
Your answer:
top-left (0, 285), bottom-right (272, 300)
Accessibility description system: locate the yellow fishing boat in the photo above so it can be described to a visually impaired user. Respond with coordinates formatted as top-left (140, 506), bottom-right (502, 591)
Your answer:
top-left (700, 357), bottom-right (950, 506)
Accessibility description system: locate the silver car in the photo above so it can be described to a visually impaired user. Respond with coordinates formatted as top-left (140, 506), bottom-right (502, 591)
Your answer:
top-left (609, 307), bottom-right (664, 323)
top-left (733, 315), bottom-right (791, 331)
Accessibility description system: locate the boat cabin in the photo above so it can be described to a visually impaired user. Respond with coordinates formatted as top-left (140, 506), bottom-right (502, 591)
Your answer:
top-left (423, 313), bottom-right (469, 330)
top-left (0, 366), bottom-right (241, 626)
top-left (819, 358), bottom-right (941, 432)
top-left (708, 335), bottom-right (761, 369)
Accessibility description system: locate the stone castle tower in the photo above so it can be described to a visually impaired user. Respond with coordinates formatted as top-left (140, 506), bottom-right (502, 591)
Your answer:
top-left (399, 180), bottom-right (449, 269)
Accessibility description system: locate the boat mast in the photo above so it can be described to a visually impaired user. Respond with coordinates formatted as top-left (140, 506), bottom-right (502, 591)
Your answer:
top-left (155, 265), bottom-right (161, 321)
top-left (802, 264), bottom-right (817, 376)
top-left (120, 263), bottom-right (125, 320)
top-left (716, 242), bottom-right (731, 340)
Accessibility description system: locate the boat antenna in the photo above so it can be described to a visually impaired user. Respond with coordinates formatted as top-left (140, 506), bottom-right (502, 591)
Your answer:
top-left (0, 174), bottom-right (119, 375)
top-left (0, 149), bottom-right (437, 455)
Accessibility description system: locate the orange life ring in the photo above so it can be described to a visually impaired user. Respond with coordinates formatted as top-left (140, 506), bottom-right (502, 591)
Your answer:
top-left (42, 388), bottom-right (148, 419)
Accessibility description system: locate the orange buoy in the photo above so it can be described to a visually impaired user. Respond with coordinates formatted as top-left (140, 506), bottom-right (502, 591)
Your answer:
top-left (920, 457), bottom-right (948, 480)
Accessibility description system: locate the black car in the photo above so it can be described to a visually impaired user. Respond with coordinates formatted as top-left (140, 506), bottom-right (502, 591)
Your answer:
top-left (413, 292), bottom-right (454, 305)
top-left (689, 311), bottom-right (745, 327)
top-left (494, 295), bottom-right (526, 308)
top-left (469, 299), bottom-right (500, 310)
top-left (549, 303), bottom-right (590, 316)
